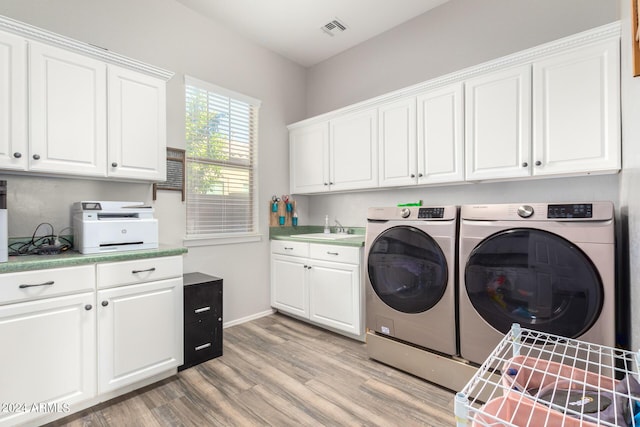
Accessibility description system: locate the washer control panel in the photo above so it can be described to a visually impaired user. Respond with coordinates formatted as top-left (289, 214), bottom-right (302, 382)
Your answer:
top-left (417, 207), bottom-right (445, 219)
top-left (547, 203), bottom-right (593, 219)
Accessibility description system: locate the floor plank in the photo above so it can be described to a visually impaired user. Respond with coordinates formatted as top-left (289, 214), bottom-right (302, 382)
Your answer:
top-left (45, 313), bottom-right (456, 426)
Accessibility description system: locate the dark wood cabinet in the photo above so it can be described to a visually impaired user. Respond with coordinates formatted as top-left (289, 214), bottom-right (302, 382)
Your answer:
top-left (179, 273), bottom-right (223, 371)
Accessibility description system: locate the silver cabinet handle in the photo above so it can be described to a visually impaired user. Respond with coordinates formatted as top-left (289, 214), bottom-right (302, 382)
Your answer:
top-left (102, 301), bottom-right (109, 307)
top-left (284, 247), bottom-right (294, 250)
top-left (132, 267), bottom-right (156, 274)
top-left (112, 162), bottom-right (118, 167)
top-left (85, 304), bottom-right (93, 311)
top-left (327, 251), bottom-right (339, 255)
top-left (32, 154), bottom-right (40, 160)
top-left (194, 306), bottom-right (211, 314)
top-left (19, 280), bottom-right (54, 289)
top-left (13, 152), bottom-right (21, 158)
top-left (195, 343), bottom-right (212, 351)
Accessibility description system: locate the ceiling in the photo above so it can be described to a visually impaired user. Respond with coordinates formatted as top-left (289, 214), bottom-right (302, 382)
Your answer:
top-left (175, 0), bottom-right (450, 67)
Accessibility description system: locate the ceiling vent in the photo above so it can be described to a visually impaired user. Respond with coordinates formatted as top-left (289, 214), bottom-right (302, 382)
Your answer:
top-left (321, 18), bottom-right (347, 37)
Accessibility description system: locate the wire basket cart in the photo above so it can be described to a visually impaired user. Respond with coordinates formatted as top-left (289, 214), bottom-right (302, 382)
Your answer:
top-left (455, 324), bottom-right (640, 427)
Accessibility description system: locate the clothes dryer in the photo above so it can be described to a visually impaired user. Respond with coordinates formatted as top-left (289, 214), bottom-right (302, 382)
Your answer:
top-left (458, 202), bottom-right (615, 366)
top-left (365, 206), bottom-right (457, 356)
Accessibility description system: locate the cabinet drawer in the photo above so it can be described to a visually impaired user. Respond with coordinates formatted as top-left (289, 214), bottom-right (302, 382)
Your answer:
top-left (184, 281), bottom-right (222, 324)
top-left (97, 256), bottom-right (183, 289)
top-left (183, 318), bottom-right (222, 365)
top-left (310, 244), bottom-right (361, 264)
top-left (0, 265), bottom-right (95, 305)
top-left (271, 240), bottom-right (309, 257)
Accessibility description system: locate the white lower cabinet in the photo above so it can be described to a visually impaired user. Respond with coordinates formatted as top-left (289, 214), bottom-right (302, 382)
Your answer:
top-left (270, 241), bottom-right (363, 339)
top-left (0, 267), bottom-right (96, 427)
top-left (0, 255), bottom-right (184, 426)
top-left (97, 277), bottom-right (183, 393)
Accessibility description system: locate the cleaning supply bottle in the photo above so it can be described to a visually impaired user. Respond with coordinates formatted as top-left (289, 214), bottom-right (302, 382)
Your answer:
top-left (292, 211), bottom-right (298, 227)
top-left (324, 215), bottom-right (330, 234)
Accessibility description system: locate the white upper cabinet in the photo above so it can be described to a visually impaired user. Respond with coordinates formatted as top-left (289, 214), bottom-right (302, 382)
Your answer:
top-left (29, 42), bottom-right (107, 176)
top-left (108, 65), bottom-right (167, 181)
top-left (465, 64), bottom-right (532, 181)
top-left (290, 122), bottom-right (330, 194)
top-left (289, 22), bottom-right (621, 192)
top-left (329, 108), bottom-right (378, 191)
top-left (378, 97), bottom-right (417, 187)
top-left (417, 82), bottom-right (465, 184)
top-left (0, 17), bottom-right (173, 182)
top-left (0, 31), bottom-right (26, 171)
top-left (532, 39), bottom-right (620, 176)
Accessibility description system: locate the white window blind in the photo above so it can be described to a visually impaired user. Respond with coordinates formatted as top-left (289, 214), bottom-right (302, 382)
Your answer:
top-left (185, 76), bottom-right (260, 237)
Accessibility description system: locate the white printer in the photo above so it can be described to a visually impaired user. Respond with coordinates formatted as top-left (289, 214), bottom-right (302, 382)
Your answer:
top-left (73, 201), bottom-right (159, 254)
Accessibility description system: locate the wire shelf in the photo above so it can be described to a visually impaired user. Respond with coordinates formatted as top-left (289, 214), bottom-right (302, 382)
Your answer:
top-left (455, 324), bottom-right (640, 427)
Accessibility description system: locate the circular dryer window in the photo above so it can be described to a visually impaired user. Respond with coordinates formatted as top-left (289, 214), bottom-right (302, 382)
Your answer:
top-left (465, 228), bottom-right (604, 338)
top-left (368, 226), bottom-right (448, 314)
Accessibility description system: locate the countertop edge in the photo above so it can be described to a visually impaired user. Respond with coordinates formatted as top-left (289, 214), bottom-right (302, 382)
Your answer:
top-left (1, 246), bottom-right (188, 274)
top-left (270, 235), bottom-right (365, 247)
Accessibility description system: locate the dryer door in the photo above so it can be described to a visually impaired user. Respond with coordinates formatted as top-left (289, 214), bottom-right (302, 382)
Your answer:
top-left (368, 226), bottom-right (448, 314)
top-left (465, 228), bottom-right (603, 338)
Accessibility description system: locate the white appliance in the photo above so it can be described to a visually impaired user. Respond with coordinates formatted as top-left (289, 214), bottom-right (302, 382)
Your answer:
top-left (0, 181), bottom-right (6, 263)
top-left (365, 206), bottom-right (458, 356)
top-left (73, 201), bottom-right (158, 254)
top-left (458, 202), bottom-right (616, 366)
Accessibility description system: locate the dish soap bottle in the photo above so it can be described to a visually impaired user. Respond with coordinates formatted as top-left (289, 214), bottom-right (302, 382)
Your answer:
top-left (324, 215), bottom-right (330, 234)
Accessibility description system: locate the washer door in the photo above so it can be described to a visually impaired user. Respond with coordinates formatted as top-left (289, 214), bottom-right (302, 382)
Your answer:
top-left (368, 226), bottom-right (448, 314)
top-left (465, 228), bottom-right (603, 338)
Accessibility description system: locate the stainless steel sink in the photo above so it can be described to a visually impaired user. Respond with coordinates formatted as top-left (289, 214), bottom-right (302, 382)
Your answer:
top-left (291, 233), bottom-right (354, 240)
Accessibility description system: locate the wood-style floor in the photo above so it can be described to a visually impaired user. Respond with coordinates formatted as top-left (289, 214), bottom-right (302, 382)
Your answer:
top-left (46, 313), bottom-right (456, 427)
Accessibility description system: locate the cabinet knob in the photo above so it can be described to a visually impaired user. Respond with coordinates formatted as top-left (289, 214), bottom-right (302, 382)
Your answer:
top-left (410, 174), bottom-right (415, 178)
top-left (522, 162), bottom-right (528, 167)
top-left (101, 300), bottom-right (109, 307)
top-left (32, 154), bottom-right (40, 160)
top-left (85, 304), bottom-right (92, 311)
top-left (112, 162), bottom-right (118, 167)
top-left (324, 182), bottom-right (329, 186)
top-left (13, 152), bottom-right (21, 158)
top-left (535, 160), bottom-right (542, 166)
top-left (418, 173), bottom-right (423, 178)
top-left (329, 182), bottom-right (334, 185)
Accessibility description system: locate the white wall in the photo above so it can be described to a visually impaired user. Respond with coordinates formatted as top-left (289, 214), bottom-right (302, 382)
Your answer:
top-left (619, 0), bottom-right (640, 352)
top-left (0, 0), bottom-right (307, 324)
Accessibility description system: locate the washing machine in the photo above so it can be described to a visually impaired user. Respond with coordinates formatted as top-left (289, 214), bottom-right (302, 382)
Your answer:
top-left (365, 206), bottom-right (457, 356)
top-left (458, 201), bottom-right (615, 366)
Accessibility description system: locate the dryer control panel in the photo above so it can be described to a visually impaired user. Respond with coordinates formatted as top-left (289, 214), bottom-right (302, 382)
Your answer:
top-left (418, 207), bottom-right (445, 219)
top-left (547, 203), bottom-right (593, 219)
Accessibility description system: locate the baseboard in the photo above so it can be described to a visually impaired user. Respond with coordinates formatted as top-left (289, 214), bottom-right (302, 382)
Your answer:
top-left (223, 309), bottom-right (275, 328)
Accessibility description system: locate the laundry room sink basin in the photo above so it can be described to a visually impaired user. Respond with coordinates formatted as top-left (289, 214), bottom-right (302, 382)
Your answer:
top-left (291, 233), bottom-right (354, 240)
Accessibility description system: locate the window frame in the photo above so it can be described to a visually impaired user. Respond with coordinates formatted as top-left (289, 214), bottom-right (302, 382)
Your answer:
top-left (182, 75), bottom-right (262, 246)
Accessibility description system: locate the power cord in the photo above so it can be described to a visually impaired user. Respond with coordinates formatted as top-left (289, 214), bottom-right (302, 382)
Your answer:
top-left (8, 223), bottom-right (73, 256)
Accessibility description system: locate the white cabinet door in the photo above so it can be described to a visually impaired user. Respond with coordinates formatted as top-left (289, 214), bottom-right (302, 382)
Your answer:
top-left (0, 31), bottom-right (27, 171)
top-left (29, 42), bottom-right (107, 176)
top-left (289, 122), bottom-right (329, 194)
top-left (0, 292), bottom-right (96, 427)
top-left (465, 65), bottom-right (532, 181)
top-left (108, 65), bottom-right (167, 181)
top-left (330, 108), bottom-right (378, 191)
top-left (308, 259), bottom-right (360, 335)
top-left (378, 98), bottom-right (417, 187)
top-left (417, 82), bottom-right (465, 184)
top-left (97, 277), bottom-right (182, 393)
top-left (532, 39), bottom-right (620, 176)
top-left (270, 254), bottom-right (309, 318)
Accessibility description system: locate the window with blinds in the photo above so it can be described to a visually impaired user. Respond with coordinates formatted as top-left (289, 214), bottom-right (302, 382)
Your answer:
top-left (185, 76), bottom-right (260, 237)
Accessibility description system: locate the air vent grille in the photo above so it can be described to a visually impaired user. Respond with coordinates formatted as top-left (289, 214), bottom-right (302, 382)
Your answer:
top-left (321, 18), bottom-right (347, 36)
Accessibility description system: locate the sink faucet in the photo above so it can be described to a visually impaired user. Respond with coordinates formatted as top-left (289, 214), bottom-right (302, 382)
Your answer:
top-left (334, 219), bottom-right (347, 234)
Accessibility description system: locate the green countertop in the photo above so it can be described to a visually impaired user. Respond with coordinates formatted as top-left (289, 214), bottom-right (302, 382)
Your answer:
top-left (0, 245), bottom-right (188, 274)
top-left (269, 226), bottom-right (365, 247)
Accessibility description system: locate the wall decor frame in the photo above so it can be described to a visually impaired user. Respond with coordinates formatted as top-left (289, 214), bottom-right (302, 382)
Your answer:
top-left (633, 0), bottom-right (640, 76)
top-left (153, 147), bottom-right (186, 201)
